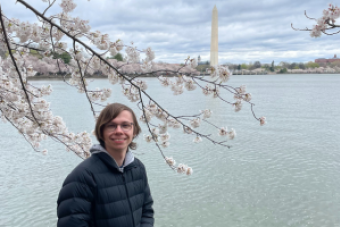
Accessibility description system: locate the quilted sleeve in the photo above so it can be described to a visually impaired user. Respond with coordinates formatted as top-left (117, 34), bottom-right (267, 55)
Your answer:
top-left (141, 165), bottom-right (154, 227)
top-left (57, 167), bottom-right (96, 227)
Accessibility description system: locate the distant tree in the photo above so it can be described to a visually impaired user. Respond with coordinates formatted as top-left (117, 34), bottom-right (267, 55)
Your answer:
top-left (29, 49), bottom-right (43, 59)
top-left (52, 51), bottom-right (71, 64)
top-left (330, 61), bottom-right (340, 67)
top-left (248, 64), bottom-right (255, 70)
top-left (254, 61), bottom-right (261, 68)
top-left (278, 68), bottom-right (288, 73)
top-left (237, 64), bottom-right (241, 70)
top-left (113, 53), bottom-right (123, 61)
top-left (60, 52), bottom-right (72, 64)
top-left (196, 64), bottom-right (209, 72)
top-left (289, 62), bottom-right (296, 69)
top-left (298, 63), bottom-right (306, 69)
top-left (306, 61), bottom-right (320, 68)
top-left (0, 54), bottom-right (69, 75)
top-left (269, 61), bottom-right (275, 72)
top-left (318, 62), bottom-right (327, 67)
top-left (226, 64), bottom-right (236, 70)
top-left (241, 63), bottom-right (248, 70)
top-left (279, 61), bottom-right (290, 68)
top-left (262, 63), bottom-right (269, 69)
top-left (107, 53), bottom-right (123, 61)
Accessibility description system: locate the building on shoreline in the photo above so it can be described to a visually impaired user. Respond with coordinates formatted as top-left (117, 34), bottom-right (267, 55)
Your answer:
top-left (315, 54), bottom-right (340, 64)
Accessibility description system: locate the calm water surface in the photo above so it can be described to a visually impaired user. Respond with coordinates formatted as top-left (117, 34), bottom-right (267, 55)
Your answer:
top-left (1, 74), bottom-right (340, 227)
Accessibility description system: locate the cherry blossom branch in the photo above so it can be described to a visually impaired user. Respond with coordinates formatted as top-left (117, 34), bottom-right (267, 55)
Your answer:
top-left (4, 116), bottom-right (44, 152)
top-left (137, 89), bottom-right (177, 171)
top-left (293, 4), bottom-right (340, 37)
top-left (43, 0), bottom-right (57, 16)
top-left (73, 40), bottom-right (96, 118)
top-left (0, 9), bottom-right (39, 125)
top-left (304, 10), bottom-right (317, 21)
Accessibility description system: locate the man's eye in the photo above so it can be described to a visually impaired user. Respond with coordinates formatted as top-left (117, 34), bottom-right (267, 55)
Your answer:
top-left (122, 124), bottom-right (130, 128)
top-left (108, 124), bottom-right (117, 128)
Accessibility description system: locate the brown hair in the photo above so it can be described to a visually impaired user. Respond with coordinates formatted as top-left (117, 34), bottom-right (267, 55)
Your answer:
top-left (95, 103), bottom-right (141, 150)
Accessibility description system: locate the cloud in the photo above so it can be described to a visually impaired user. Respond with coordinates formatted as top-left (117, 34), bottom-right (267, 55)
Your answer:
top-left (1, 0), bottom-right (339, 64)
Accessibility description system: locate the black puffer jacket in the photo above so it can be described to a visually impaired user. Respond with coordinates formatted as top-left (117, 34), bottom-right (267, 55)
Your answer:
top-left (57, 147), bottom-right (154, 227)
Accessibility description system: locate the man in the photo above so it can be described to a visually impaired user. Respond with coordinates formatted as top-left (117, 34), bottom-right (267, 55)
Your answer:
top-left (57, 103), bottom-right (154, 227)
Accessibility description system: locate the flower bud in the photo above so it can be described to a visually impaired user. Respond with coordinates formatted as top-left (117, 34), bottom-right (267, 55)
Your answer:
top-left (259, 116), bottom-right (266, 126)
top-left (165, 157), bottom-right (175, 167)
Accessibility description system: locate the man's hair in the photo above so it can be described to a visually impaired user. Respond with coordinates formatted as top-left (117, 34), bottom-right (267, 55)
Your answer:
top-left (95, 103), bottom-right (141, 150)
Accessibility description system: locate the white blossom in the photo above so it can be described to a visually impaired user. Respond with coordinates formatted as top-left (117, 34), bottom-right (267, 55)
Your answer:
top-left (171, 83), bottom-right (184, 95)
top-left (125, 46), bottom-right (140, 63)
top-left (193, 135), bottom-right (202, 143)
top-left (177, 164), bottom-right (187, 174)
top-left (159, 76), bottom-right (171, 87)
top-left (200, 109), bottom-right (212, 119)
top-left (187, 58), bottom-right (197, 68)
top-left (183, 126), bottom-right (192, 134)
top-left (165, 157), bottom-right (175, 167)
top-left (167, 118), bottom-right (181, 129)
top-left (159, 141), bottom-right (170, 148)
top-left (159, 132), bottom-right (170, 142)
top-left (228, 128), bottom-right (236, 140)
top-left (144, 47), bottom-right (155, 61)
top-left (218, 66), bottom-right (231, 82)
top-left (158, 123), bottom-right (167, 134)
top-left (190, 118), bottom-right (201, 128)
top-left (233, 100), bottom-right (242, 112)
top-left (59, 0), bottom-right (77, 13)
top-left (183, 76), bottom-right (196, 91)
top-left (144, 134), bottom-right (152, 143)
top-left (218, 127), bottom-right (228, 136)
top-left (235, 85), bottom-right (246, 94)
top-left (186, 167), bottom-right (193, 175)
top-left (243, 93), bottom-right (252, 102)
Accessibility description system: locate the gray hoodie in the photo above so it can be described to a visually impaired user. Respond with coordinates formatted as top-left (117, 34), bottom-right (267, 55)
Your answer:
top-left (90, 144), bottom-right (134, 173)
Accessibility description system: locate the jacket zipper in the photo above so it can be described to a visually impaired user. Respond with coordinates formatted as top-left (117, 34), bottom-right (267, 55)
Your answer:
top-left (122, 173), bottom-right (135, 227)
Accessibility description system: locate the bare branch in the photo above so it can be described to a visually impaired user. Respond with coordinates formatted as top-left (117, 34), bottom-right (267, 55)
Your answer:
top-left (291, 23), bottom-right (312, 31)
top-left (43, 0), bottom-right (57, 16)
top-left (304, 10), bottom-right (317, 21)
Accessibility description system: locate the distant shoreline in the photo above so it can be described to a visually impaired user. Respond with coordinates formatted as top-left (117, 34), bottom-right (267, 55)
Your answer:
top-left (27, 72), bottom-right (340, 80)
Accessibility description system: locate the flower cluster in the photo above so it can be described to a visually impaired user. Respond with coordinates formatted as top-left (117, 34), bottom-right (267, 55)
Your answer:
top-left (0, 57), bottom-right (91, 158)
top-left (303, 4), bottom-right (340, 38)
top-left (218, 127), bottom-right (236, 140)
top-left (165, 157), bottom-right (193, 175)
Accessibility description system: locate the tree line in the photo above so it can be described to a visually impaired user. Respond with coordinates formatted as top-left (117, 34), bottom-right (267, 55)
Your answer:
top-left (195, 60), bottom-right (340, 74)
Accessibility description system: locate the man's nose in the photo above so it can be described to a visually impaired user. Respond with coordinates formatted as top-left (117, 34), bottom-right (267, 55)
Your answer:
top-left (114, 125), bottom-right (124, 133)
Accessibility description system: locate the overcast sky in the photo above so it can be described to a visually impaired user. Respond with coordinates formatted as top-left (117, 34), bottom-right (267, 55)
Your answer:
top-left (1, 0), bottom-right (340, 64)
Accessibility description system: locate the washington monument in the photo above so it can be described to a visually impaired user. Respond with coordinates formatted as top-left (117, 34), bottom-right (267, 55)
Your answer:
top-left (210, 5), bottom-right (218, 66)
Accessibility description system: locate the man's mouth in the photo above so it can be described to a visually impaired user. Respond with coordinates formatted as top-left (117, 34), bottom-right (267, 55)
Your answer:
top-left (113, 138), bottom-right (125, 141)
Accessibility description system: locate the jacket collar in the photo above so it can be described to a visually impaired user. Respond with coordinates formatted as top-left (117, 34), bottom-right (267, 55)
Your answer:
top-left (90, 144), bottom-right (136, 173)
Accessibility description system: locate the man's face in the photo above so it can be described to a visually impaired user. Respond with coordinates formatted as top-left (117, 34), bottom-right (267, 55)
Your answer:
top-left (103, 110), bottom-right (135, 154)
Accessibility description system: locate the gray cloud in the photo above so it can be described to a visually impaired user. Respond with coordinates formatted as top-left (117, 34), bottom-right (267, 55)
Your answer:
top-left (1, 0), bottom-right (339, 64)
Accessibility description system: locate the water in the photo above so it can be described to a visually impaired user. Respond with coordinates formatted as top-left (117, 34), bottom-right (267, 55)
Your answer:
top-left (1, 74), bottom-right (340, 227)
